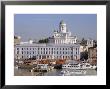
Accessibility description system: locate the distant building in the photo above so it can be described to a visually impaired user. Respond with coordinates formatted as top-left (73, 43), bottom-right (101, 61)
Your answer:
top-left (80, 38), bottom-right (94, 52)
top-left (80, 45), bottom-right (88, 52)
top-left (87, 38), bottom-right (94, 48)
top-left (20, 39), bottom-right (33, 44)
top-left (15, 20), bottom-right (80, 60)
top-left (88, 47), bottom-right (97, 65)
top-left (14, 36), bottom-right (21, 45)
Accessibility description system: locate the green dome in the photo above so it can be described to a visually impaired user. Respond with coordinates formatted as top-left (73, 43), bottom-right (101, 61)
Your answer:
top-left (60, 20), bottom-right (66, 24)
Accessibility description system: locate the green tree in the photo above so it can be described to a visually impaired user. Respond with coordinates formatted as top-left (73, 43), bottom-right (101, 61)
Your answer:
top-left (38, 38), bottom-right (49, 43)
top-left (80, 50), bottom-right (88, 61)
top-left (93, 40), bottom-right (97, 47)
top-left (80, 38), bottom-right (87, 46)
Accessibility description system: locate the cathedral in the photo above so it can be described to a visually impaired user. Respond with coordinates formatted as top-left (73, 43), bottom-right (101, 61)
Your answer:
top-left (49, 20), bottom-right (77, 44)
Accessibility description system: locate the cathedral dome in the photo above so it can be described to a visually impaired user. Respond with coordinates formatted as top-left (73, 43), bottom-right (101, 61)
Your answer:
top-left (60, 20), bottom-right (66, 24)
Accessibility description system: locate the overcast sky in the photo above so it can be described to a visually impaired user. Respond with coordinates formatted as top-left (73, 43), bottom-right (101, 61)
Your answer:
top-left (14, 14), bottom-right (97, 41)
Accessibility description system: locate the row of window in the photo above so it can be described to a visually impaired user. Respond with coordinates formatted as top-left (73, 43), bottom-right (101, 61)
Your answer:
top-left (17, 47), bottom-right (79, 51)
top-left (17, 51), bottom-right (77, 55)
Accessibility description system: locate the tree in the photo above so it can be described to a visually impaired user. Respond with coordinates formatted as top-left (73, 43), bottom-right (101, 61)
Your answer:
top-left (38, 38), bottom-right (49, 43)
top-left (80, 38), bottom-right (87, 46)
top-left (80, 50), bottom-right (88, 61)
top-left (93, 40), bottom-right (97, 47)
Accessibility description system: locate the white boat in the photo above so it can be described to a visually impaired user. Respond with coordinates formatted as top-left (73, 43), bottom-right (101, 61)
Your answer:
top-left (15, 65), bottom-right (20, 69)
top-left (82, 63), bottom-right (97, 69)
top-left (62, 63), bottom-right (96, 70)
top-left (62, 63), bottom-right (82, 70)
top-left (91, 65), bottom-right (97, 69)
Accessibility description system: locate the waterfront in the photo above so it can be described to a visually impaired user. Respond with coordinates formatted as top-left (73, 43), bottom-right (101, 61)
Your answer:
top-left (14, 67), bottom-right (97, 76)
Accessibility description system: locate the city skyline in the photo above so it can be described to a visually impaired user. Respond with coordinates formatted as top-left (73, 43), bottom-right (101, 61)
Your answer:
top-left (14, 14), bottom-right (97, 41)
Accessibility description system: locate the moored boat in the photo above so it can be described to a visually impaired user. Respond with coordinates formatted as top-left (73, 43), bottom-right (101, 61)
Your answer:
top-left (62, 62), bottom-right (97, 70)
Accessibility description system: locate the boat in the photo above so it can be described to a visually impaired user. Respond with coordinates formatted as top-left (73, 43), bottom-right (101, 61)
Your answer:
top-left (62, 63), bottom-right (82, 70)
top-left (15, 65), bottom-right (20, 69)
top-left (82, 63), bottom-right (97, 69)
top-left (62, 62), bottom-right (97, 70)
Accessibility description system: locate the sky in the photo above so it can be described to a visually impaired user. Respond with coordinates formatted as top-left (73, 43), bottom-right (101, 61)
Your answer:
top-left (14, 14), bottom-right (97, 41)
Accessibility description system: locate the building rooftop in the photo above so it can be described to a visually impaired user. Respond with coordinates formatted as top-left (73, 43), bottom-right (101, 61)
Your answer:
top-left (16, 43), bottom-right (80, 47)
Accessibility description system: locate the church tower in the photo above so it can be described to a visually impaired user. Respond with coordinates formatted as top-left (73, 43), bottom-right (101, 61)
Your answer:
top-left (59, 20), bottom-right (67, 33)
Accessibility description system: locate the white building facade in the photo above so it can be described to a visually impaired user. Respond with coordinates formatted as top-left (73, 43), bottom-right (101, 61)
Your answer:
top-left (15, 20), bottom-right (80, 60)
top-left (15, 43), bottom-right (80, 60)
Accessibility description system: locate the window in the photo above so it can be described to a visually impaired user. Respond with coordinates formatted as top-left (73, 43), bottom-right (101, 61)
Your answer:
top-left (57, 51), bottom-right (58, 54)
top-left (22, 51), bottom-right (23, 54)
top-left (17, 51), bottom-right (19, 54)
top-left (60, 48), bottom-right (61, 50)
top-left (60, 51), bottom-right (61, 54)
top-left (22, 48), bottom-right (23, 50)
top-left (27, 48), bottom-right (28, 50)
top-left (63, 48), bottom-right (64, 50)
top-left (17, 48), bottom-right (19, 50)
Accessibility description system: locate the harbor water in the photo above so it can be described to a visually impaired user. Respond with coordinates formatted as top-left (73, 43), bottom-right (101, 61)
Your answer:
top-left (14, 67), bottom-right (97, 76)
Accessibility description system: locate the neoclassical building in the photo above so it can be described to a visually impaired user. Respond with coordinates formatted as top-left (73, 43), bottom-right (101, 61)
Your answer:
top-left (15, 20), bottom-right (80, 60)
top-left (49, 20), bottom-right (77, 44)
